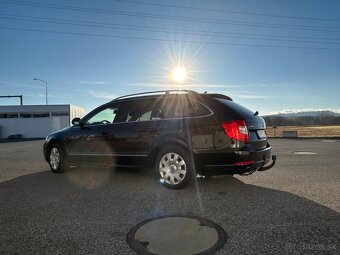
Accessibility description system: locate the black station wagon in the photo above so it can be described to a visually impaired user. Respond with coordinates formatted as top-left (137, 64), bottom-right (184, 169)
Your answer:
top-left (44, 90), bottom-right (276, 189)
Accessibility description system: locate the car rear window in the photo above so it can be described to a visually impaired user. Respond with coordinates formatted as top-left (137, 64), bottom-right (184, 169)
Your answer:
top-left (216, 98), bottom-right (255, 117)
top-left (159, 95), bottom-right (211, 118)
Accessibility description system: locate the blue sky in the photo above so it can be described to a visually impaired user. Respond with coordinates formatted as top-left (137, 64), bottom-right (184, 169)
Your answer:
top-left (0, 0), bottom-right (340, 115)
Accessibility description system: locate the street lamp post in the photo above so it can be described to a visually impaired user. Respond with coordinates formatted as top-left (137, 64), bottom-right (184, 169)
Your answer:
top-left (33, 78), bottom-right (48, 105)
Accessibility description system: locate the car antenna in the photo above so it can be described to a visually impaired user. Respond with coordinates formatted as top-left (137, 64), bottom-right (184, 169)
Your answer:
top-left (254, 111), bottom-right (259, 116)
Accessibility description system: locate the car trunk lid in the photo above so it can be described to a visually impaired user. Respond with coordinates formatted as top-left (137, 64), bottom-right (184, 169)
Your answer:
top-left (215, 98), bottom-right (268, 150)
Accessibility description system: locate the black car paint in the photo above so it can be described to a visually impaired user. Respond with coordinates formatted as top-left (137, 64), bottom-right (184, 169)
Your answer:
top-left (44, 93), bottom-right (275, 175)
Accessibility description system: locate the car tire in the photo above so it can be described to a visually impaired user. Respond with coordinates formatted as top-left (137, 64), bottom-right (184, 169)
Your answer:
top-left (155, 145), bottom-right (194, 189)
top-left (48, 143), bottom-right (69, 173)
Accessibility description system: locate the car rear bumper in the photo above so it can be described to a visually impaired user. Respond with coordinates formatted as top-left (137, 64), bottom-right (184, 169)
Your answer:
top-left (258, 155), bottom-right (276, 171)
top-left (194, 145), bottom-right (276, 175)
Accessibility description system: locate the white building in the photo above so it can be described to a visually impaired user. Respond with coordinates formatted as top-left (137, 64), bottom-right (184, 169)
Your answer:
top-left (0, 105), bottom-right (85, 139)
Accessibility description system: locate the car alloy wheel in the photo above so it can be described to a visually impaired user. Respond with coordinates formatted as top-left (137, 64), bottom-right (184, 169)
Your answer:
top-left (49, 147), bottom-right (60, 170)
top-left (159, 152), bottom-right (187, 185)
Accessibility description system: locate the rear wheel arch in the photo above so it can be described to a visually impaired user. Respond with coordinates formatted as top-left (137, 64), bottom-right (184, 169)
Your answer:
top-left (148, 137), bottom-right (191, 163)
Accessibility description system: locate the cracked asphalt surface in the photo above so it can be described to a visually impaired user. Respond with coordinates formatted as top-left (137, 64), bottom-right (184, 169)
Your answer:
top-left (0, 139), bottom-right (339, 254)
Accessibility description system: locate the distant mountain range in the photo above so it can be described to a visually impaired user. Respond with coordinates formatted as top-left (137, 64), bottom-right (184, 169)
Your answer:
top-left (263, 110), bottom-right (340, 126)
top-left (265, 110), bottom-right (340, 117)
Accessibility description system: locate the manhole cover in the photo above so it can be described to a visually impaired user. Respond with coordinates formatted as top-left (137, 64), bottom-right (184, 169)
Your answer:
top-left (126, 215), bottom-right (227, 255)
top-left (293, 151), bottom-right (317, 155)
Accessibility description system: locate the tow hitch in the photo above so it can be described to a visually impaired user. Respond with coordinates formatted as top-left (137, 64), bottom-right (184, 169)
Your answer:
top-left (258, 155), bottom-right (277, 171)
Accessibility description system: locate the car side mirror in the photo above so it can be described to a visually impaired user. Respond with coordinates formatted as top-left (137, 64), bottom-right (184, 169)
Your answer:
top-left (72, 117), bottom-right (82, 126)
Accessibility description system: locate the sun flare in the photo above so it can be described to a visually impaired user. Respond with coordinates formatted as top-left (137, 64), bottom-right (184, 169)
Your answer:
top-left (172, 66), bottom-right (187, 83)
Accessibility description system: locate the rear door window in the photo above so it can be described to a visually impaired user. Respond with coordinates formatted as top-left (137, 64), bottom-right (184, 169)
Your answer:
top-left (118, 98), bottom-right (159, 122)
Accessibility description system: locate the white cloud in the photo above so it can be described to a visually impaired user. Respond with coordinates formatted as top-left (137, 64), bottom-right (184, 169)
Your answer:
top-left (0, 81), bottom-right (41, 89)
top-left (246, 82), bottom-right (295, 88)
top-left (27, 93), bottom-right (45, 98)
top-left (67, 81), bottom-right (112, 85)
top-left (27, 93), bottom-right (73, 99)
top-left (127, 82), bottom-right (296, 89)
top-left (87, 91), bottom-right (117, 100)
top-left (231, 94), bottom-right (269, 99)
top-left (128, 82), bottom-right (243, 88)
top-left (266, 108), bottom-right (340, 115)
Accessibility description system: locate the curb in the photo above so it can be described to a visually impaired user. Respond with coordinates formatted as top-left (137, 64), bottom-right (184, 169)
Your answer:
top-left (0, 138), bottom-right (45, 143)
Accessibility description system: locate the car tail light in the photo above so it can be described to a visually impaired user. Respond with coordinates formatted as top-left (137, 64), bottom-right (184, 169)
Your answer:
top-left (222, 120), bottom-right (249, 142)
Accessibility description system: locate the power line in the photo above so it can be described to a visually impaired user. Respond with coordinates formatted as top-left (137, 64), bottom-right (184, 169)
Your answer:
top-left (113, 0), bottom-right (340, 22)
top-left (1, 0), bottom-right (340, 32)
top-left (1, 14), bottom-right (340, 45)
top-left (1, 26), bottom-right (340, 50)
top-left (1, 13), bottom-right (338, 41)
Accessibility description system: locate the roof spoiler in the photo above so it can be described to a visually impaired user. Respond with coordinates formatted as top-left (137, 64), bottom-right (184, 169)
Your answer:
top-left (206, 94), bottom-right (233, 101)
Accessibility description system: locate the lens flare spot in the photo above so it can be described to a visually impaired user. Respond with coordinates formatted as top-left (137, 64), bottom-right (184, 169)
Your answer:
top-left (64, 140), bottom-right (116, 189)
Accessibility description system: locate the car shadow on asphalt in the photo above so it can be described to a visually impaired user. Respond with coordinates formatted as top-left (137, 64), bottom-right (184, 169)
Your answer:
top-left (0, 168), bottom-right (339, 254)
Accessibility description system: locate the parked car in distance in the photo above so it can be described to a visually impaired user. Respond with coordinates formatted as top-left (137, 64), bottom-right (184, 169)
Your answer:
top-left (44, 90), bottom-right (276, 189)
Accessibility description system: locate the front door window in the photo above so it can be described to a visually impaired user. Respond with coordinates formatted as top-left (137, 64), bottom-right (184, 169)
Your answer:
top-left (85, 107), bottom-right (118, 125)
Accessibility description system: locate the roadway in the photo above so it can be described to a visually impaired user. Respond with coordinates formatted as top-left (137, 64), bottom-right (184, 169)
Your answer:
top-left (0, 139), bottom-right (339, 254)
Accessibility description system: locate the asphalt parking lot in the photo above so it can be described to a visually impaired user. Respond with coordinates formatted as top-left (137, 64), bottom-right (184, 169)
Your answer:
top-left (0, 139), bottom-right (339, 254)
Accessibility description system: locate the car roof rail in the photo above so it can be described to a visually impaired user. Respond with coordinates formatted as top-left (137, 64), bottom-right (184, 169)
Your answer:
top-left (204, 93), bottom-right (233, 101)
top-left (113, 89), bottom-right (200, 101)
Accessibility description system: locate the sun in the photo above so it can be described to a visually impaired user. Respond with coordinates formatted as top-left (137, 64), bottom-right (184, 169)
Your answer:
top-left (172, 66), bottom-right (187, 83)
